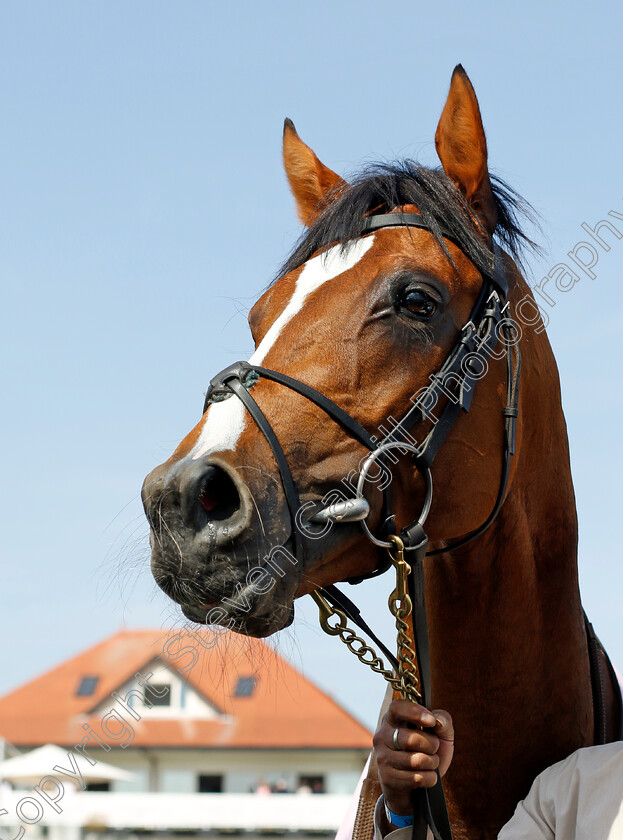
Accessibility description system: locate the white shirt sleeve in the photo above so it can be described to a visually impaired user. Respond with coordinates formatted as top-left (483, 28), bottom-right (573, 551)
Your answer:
top-left (498, 771), bottom-right (555, 840)
top-left (499, 743), bottom-right (623, 840)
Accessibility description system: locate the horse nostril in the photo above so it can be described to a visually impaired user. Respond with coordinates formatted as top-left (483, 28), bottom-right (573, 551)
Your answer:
top-left (199, 465), bottom-right (241, 521)
top-left (173, 456), bottom-right (252, 544)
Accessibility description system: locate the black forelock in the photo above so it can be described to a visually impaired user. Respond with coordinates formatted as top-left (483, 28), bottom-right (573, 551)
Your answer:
top-left (276, 161), bottom-right (540, 281)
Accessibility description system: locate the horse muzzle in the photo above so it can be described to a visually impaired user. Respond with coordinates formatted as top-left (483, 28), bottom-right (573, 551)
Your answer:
top-left (142, 452), bottom-right (301, 634)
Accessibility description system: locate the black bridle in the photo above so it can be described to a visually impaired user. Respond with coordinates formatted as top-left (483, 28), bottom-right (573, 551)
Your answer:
top-left (202, 213), bottom-right (521, 840)
top-left (204, 212), bottom-right (520, 565)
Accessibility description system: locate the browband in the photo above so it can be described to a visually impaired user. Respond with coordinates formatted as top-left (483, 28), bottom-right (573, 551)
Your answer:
top-left (361, 212), bottom-right (508, 299)
top-left (361, 211), bottom-right (456, 242)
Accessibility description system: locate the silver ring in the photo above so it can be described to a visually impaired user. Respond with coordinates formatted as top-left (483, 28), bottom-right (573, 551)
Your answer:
top-left (355, 441), bottom-right (433, 549)
top-left (392, 728), bottom-right (401, 751)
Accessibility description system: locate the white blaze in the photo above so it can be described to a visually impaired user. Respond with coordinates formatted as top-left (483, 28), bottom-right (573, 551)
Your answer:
top-left (191, 236), bottom-right (375, 460)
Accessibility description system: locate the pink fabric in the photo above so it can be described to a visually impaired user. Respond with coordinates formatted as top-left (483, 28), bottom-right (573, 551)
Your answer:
top-left (335, 756), bottom-right (370, 840)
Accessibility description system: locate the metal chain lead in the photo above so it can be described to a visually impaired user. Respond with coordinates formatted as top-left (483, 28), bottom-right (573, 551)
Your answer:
top-left (311, 533), bottom-right (421, 703)
top-left (387, 534), bottom-right (421, 703)
top-left (309, 590), bottom-right (408, 696)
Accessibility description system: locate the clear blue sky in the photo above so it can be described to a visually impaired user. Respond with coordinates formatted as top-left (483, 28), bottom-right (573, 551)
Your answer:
top-left (1, 0), bottom-right (622, 730)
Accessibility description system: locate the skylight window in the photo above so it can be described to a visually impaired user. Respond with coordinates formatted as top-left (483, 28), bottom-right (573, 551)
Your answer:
top-left (234, 676), bottom-right (256, 697)
top-left (76, 676), bottom-right (99, 697)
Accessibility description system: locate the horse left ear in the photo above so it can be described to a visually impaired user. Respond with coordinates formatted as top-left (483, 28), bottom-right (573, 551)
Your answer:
top-left (435, 65), bottom-right (498, 235)
top-left (283, 118), bottom-right (346, 225)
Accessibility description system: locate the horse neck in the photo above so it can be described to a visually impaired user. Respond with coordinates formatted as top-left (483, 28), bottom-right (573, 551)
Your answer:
top-left (423, 339), bottom-right (594, 837)
top-left (426, 464), bottom-right (586, 700)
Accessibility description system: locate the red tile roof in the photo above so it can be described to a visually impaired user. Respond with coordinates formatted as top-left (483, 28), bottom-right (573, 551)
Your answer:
top-left (0, 629), bottom-right (371, 750)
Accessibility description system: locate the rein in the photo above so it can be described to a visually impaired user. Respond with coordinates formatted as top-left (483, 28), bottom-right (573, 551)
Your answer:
top-left (203, 213), bottom-right (520, 840)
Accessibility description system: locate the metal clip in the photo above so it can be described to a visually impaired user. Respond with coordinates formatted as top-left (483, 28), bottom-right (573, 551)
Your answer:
top-left (387, 535), bottom-right (413, 620)
top-left (310, 590), bottom-right (347, 636)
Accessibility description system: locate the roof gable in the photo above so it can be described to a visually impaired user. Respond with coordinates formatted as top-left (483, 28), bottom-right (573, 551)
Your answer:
top-left (0, 628), bottom-right (372, 749)
top-left (90, 658), bottom-right (223, 720)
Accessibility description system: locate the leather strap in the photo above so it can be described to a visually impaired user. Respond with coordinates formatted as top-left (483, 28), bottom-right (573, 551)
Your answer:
top-left (362, 213), bottom-right (456, 244)
top-left (424, 314), bottom-right (520, 556)
top-left (251, 365), bottom-right (377, 451)
top-left (585, 612), bottom-right (607, 745)
top-left (226, 379), bottom-right (305, 563)
top-left (584, 610), bottom-right (623, 743)
top-left (404, 526), bottom-right (453, 840)
top-left (353, 777), bottom-right (383, 840)
top-left (361, 214), bottom-right (507, 299)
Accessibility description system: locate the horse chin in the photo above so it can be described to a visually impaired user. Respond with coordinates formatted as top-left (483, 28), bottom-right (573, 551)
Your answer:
top-left (151, 540), bottom-right (300, 638)
top-left (180, 599), bottom-right (295, 638)
top-left (149, 510), bottom-right (370, 637)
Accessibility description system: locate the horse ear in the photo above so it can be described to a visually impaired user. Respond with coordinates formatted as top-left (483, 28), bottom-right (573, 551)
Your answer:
top-left (435, 65), bottom-right (497, 234)
top-left (283, 118), bottom-right (346, 225)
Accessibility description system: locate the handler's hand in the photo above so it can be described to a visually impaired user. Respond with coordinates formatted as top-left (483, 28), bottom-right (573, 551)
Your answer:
top-left (373, 700), bottom-right (454, 818)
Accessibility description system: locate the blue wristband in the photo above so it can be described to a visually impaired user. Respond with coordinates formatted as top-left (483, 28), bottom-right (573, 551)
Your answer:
top-left (383, 797), bottom-right (414, 828)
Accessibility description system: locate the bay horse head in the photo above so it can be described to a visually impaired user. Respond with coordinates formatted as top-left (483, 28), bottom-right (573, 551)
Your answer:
top-left (142, 64), bottom-right (623, 840)
top-left (142, 66), bottom-right (533, 637)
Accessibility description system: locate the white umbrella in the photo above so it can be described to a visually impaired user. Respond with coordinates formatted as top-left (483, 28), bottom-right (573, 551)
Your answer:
top-left (0, 744), bottom-right (134, 785)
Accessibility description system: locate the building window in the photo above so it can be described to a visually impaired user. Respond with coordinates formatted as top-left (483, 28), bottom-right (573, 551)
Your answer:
top-left (234, 676), bottom-right (256, 697)
top-left (76, 676), bottom-right (99, 697)
top-left (198, 775), bottom-right (223, 793)
top-left (144, 683), bottom-right (171, 707)
top-left (298, 775), bottom-right (325, 794)
top-left (86, 782), bottom-right (110, 792)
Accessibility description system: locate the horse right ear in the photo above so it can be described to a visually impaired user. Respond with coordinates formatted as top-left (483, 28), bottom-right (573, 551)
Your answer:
top-left (283, 119), bottom-right (346, 225)
top-left (435, 65), bottom-right (498, 235)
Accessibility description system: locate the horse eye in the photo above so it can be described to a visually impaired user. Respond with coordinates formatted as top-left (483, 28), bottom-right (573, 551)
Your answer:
top-left (400, 289), bottom-right (438, 319)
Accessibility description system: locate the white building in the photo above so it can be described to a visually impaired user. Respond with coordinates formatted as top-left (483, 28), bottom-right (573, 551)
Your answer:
top-left (0, 627), bottom-right (371, 811)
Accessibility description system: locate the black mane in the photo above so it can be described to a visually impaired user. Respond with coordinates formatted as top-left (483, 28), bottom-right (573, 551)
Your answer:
top-left (278, 161), bottom-right (540, 280)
